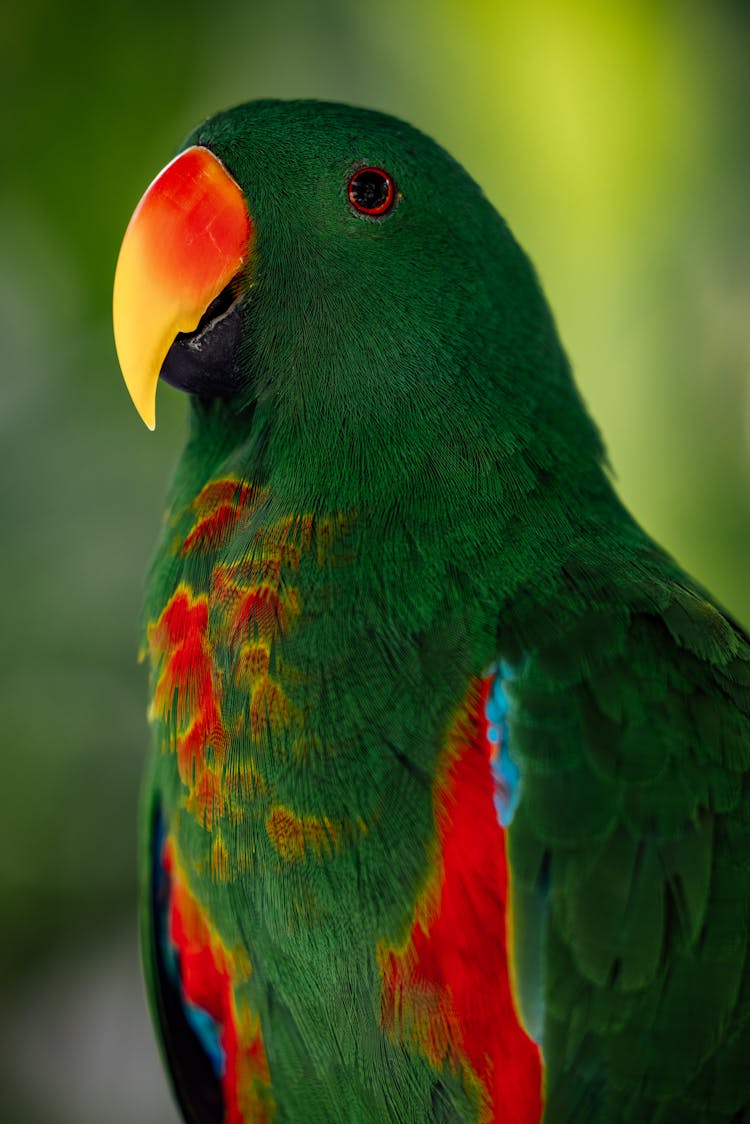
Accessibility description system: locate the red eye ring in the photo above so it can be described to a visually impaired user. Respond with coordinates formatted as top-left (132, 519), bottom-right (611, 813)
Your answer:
top-left (347, 167), bottom-right (396, 216)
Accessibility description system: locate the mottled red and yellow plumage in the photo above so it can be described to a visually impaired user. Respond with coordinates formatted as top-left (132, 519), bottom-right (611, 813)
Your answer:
top-left (145, 475), bottom-right (542, 1121)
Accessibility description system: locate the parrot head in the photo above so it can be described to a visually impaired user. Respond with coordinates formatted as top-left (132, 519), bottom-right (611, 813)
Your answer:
top-left (114, 99), bottom-right (603, 510)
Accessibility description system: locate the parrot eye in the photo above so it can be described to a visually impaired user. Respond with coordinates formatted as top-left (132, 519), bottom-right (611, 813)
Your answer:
top-left (347, 167), bottom-right (396, 216)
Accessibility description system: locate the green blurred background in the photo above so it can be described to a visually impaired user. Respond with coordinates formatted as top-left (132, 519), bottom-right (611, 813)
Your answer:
top-left (2, 1), bottom-right (749, 1120)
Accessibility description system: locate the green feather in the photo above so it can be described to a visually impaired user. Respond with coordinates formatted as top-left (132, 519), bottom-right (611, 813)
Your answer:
top-left (111, 99), bottom-right (750, 1122)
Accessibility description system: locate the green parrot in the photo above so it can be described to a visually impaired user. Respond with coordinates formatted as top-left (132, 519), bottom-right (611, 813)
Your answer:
top-left (112, 100), bottom-right (750, 1124)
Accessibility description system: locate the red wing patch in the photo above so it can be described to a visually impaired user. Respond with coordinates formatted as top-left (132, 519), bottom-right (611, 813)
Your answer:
top-left (378, 677), bottom-right (543, 1123)
top-left (162, 839), bottom-right (275, 1123)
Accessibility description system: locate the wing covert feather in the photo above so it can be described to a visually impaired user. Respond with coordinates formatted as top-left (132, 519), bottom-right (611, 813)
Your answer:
top-left (503, 582), bottom-right (750, 1121)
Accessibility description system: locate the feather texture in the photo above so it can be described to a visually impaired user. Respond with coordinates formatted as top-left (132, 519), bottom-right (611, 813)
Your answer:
top-left (111, 100), bottom-right (750, 1122)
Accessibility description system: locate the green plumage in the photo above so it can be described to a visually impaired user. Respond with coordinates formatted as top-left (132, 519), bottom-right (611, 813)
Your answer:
top-left (118, 100), bottom-right (750, 1122)
top-left (506, 579), bottom-right (750, 1120)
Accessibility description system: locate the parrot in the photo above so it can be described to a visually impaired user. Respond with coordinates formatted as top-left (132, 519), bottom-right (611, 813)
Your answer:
top-left (112, 99), bottom-right (750, 1124)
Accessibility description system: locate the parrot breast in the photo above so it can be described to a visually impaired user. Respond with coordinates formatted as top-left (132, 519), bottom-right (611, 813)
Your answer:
top-left (144, 474), bottom-right (543, 1122)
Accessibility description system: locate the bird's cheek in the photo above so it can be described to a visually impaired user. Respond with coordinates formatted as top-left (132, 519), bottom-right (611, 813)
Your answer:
top-left (113, 145), bottom-right (253, 429)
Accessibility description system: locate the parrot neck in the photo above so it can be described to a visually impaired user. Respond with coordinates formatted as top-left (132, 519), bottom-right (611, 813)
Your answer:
top-left (146, 402), bottom-right (645, 752)
top-left (147, 390), bottom-right (649, 670)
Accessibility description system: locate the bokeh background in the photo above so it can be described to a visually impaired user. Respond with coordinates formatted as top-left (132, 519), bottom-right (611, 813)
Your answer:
top-left (2, 1), bottom-right (749, 1120)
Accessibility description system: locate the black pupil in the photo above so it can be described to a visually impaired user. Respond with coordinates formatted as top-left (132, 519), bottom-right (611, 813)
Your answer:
top-left (350, 170), bottom-right (389, 211)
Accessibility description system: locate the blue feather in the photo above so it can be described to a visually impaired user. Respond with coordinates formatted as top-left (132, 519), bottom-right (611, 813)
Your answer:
top-left (486, 665), bottom-right (522, 827)
top-left (153, 816), bottom-right (227, 1079)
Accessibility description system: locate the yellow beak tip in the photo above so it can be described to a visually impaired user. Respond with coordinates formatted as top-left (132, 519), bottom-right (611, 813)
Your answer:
top-left (138, 400), bottom-right (157, 431)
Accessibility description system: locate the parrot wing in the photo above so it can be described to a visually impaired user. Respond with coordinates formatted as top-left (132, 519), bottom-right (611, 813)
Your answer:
top-left (141, 805), bottom-right (225, 1124)
top-left (502, 578), bottom-right (750, 1122)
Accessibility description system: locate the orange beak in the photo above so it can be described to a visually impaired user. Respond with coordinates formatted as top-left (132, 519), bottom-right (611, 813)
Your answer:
top-left (113, 146), bottom-right (251, 429)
